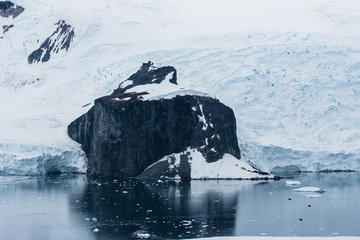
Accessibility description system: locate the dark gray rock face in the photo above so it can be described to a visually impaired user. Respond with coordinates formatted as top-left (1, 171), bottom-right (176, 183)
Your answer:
top-left (28, 20), bottom-right (75, 64)
top-left (1, 24), bottom-right (13, 38)
top-left (0, 1), bottom-right (24, 19)
top-left (2, 24), bottom-right (13, 34)
top-left (68, 63), bottom-right (241, 177)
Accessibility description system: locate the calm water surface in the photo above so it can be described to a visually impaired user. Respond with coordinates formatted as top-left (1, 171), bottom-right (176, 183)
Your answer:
top-left (0, 172), bottom-right (359, 240)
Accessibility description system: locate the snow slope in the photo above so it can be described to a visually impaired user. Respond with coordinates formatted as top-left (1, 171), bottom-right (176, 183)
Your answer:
top-left (1, 0), bottom-right (360, 174)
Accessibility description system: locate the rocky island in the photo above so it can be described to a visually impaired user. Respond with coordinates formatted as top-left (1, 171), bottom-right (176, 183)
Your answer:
top-left (68, 62), bottom-right (272, 179)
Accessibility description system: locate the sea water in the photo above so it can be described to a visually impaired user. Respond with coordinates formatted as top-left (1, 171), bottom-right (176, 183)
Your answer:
top-left (0, 172), bottom-right (359, 239)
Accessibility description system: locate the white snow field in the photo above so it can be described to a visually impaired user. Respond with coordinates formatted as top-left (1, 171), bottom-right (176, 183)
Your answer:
top-left (1, 0), bottom-right (360, 174)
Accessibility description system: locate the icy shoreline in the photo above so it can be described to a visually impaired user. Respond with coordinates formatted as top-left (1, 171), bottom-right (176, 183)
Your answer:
top-left (1, 141), bottom-right (359, 176)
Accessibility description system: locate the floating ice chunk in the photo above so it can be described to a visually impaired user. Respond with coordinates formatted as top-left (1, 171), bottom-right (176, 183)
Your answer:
top-left (136, 233), bottom-right (150, 238)
top-left (306, 194), bottom-right (322, 198)
top-left (93, 228), bottom-right (99, 233)
top-left (182, 220), bottom-right (192, 226)
top-left (293, 187), bottom-right (326, 193)
top-left (286, 180), bottom-right (301, 185)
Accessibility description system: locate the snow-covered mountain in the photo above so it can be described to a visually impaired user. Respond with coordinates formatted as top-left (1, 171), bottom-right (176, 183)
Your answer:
top-left (1, 0), bottom-right (360, 175)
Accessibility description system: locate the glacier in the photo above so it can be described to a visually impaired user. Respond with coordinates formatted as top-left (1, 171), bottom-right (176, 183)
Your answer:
top-left (1, 0), bottom-right (360, 175)
top-left (0, 142), bottom-right (87, 175)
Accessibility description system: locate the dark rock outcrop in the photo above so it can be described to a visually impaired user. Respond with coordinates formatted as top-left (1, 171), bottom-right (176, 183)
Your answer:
top-left (0, 1), bottom-right (24, 19)
top-left (28, 20), bottom-right (75, 64)
top-left (1, 24), bottom-right (13, 38)
top-left (2, 24), bottom-right (13, 34)
top-left (68, 63), bottom-right (242, 177)
top-left (113, 61), bottom-right (177, 94)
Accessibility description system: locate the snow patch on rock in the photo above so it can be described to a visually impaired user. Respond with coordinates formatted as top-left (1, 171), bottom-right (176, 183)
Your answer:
top-left (189, 149), bottom-right (270, 179)
top-left (140, 148), bottom-right (274, 180)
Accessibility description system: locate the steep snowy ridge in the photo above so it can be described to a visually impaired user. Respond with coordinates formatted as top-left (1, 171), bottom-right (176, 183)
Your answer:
top-left (1, 0), bottom-right (360, 175)
top-left (28, 19), bottom-right (75, 64)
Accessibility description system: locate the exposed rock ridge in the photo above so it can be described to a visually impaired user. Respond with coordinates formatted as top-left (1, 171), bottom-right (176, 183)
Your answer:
top-left (0, 1), bottom-right (24, 39)
top-left (28, 20), bottom-right (75, 64)
top-left (2, 24), bottom-right (13, 34)
top-left (0, 24), bottom-right (13, 39)
top-left (113, 61), bottom-right (177, 95)
top-left (0, 1), bottom-right (24, 19)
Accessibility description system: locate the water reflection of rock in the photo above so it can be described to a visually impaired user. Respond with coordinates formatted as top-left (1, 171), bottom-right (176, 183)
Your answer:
top-left (77, 178), bottom-right (263, 239)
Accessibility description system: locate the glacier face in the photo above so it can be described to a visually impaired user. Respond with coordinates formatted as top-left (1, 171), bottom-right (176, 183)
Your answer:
top-left (1, 0), bottom-right (360, 174)
top-left (0, 143), bottom-right (87, 175)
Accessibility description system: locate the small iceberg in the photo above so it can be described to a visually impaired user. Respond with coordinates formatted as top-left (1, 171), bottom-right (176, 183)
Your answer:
top-left (293, 187), bottom-right (326, 193)
top-left (136, 233), bottom-right (150, 238)
top-left (286, 180), bottom-right (301, 185)
top-left (306, 194), bottom-right (322, 198)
